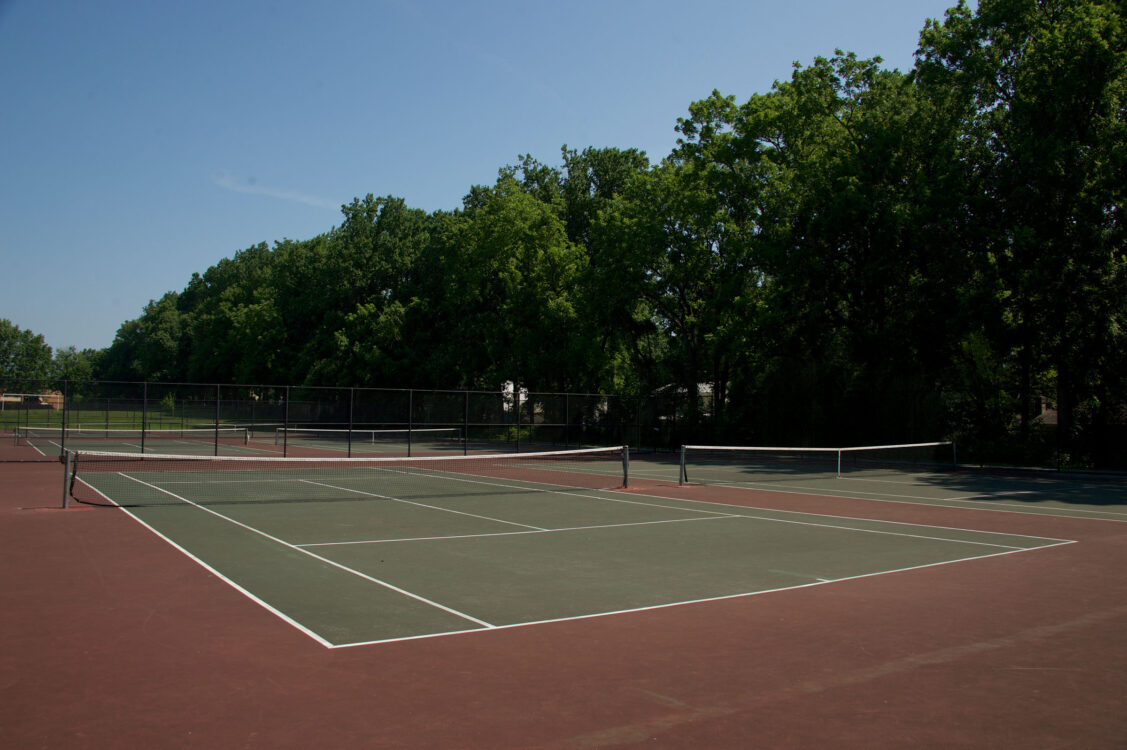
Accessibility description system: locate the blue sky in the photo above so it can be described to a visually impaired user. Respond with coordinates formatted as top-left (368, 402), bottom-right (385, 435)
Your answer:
top-left (0, 0), bottom-right (968, 352)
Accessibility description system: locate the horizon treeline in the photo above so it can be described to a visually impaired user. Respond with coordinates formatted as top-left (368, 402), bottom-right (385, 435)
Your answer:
top-left (12, 1), bottom-right (1127, 467)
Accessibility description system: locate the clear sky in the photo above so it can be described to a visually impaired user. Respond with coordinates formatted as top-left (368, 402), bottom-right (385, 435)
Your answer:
top-left (0, 0), bottom-right (968, 352)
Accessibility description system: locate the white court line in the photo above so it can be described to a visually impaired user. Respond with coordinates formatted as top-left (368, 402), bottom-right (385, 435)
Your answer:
top-left (75, 464), bottom-right (1080, 650)
top-left (727, 511), bottom-right (1039, 550)
top-left (114, 472), bottom-right (496, 630)
top-left (158, 467), bottom-right (1076, 546)
top-left (298, 515), bottom-right (738, 548)
top-left (294, 477), bottom-right (1058, 551)
top-left (34, 439), bottom-right (66, 456)
top-left (299, 478), bottom-right (547, 531)
top-left (72, 475), bottom-right (335, 648)
top-left (96, 458), bottom-right (1080, 544)
top-left (329, 543), bottom-right (1072, 649)
top-left (604, 487), bottom-right (1076, 545)
top-left (74, 469), bottom-right (1077, 649)
top-left (838, 474), bottom-right (1018, 488)
top-left (942, 491), bottom-right (1036, 500)
top-left (23, 439), bottom-right (51, 457)
top-left (694, 478), bottom-right (1127, 520)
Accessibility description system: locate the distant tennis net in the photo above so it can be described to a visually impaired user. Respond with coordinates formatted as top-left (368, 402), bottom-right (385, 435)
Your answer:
top-left (64, 444), bottom-right (630, 508)
top-left (678, 441), bottom-right (956, 485)
top-left (272, 426), bottom-right (462, 447)
top-left (17, 426), bottom-right (249, 449)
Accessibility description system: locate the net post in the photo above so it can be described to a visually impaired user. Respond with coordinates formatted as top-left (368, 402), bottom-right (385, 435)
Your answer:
top-left (836, 449), bottom-right (842, 479)
top-left (679, 445), bottom-right (687, 486)
top-left (952, 441), bottom-right (957, 466)
top-left (622, 445), bottom-right (629, 488)
top-left (61, 451), bottom-right (72, 509)
top-left (463, 391), bottom-right (469, 457)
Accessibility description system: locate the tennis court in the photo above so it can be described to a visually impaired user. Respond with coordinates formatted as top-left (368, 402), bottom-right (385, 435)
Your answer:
top-left (658, 443), bottom-right (1127, 521)
top-left (6, 436), bottom-right (1127, 748)
top-left (65, 444), bottom-right (1077, 647)
top-left (15, 424), bottom-right (522, 459)
top-left (15, 426), bottom-right (260, 457)
top-left (258, 426), bottom-right (472, 456)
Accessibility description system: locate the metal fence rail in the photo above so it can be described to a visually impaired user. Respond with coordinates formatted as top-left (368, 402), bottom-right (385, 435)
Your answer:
top-left (3, 379), bottom-right (702, 460)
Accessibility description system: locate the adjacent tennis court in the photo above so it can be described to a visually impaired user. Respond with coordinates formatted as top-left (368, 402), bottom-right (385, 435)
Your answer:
top-left (261, 426), bottom-right (471, 456)
top-left (64, 444), bottom-right (1078, 647)
top-left (15, 426), bottom-right (257, 457)
top-left (662, 443), bottom-right (1127, 521)
top-left (16, 424), bottom-right (539, 458)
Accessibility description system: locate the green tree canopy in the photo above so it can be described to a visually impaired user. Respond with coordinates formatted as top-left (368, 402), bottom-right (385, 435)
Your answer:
top-left (67, 0), bottom-right (1127, 467)
top-left (0, 319), bottom-right (54, 380)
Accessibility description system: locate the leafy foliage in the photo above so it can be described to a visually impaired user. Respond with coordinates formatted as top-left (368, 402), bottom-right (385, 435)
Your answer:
top-left (12, 0), bottom-right (1121, 467)
top-left (0, 319), bottom-right (54, 380)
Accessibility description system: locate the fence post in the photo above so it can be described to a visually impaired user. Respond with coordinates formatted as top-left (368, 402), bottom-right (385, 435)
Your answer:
top-left (141, 382), bottom-right (148, 454)
top-left (348, 388), bottom-right (354, 458)
top-left (564, 393), bottom-right (570, 449)
top-left (60, 380), bottom-right (68, 455)
top-left (283, 386), bottom-right (290, 457)
top-left (214, 383), bottom-right (221, 456)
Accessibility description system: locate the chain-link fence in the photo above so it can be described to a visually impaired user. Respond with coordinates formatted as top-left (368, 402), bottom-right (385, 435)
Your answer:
top-left (2, 379), bottom-right (691, 461)
top-left (6, 377), bottom-right (1122, 468)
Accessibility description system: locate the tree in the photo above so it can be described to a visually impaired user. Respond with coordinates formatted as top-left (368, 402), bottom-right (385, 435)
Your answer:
top-left (669, 51), bottom-right (969, 443)
top-left (562, 146), bottom-right (657, 392)
top-left (446, 174), bottom-right (588, 391)
top-left (185, 242), bottom-right (282, 384)
top-left (53, 346), bottom-right (98, 382)
top-left (0, 319), bottom-right (54, 381)
top-left (301, 196), bottom-right (431, 386)
top-left (631, 159), bottom-right (757, 431)
top-left (917, 0), bottom-right (1127, 463)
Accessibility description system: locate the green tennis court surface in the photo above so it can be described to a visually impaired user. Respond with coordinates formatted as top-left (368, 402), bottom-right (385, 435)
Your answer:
top-left (69, 447), bottom-right (1071, 647)
top-left (17, 425), bottom-right (514, 458)
top-left (265, 426), bottom-right (471, 455)
top-left (657, 446), bottom-right (1127, 521)
top-left (17, 426), bottom-right (261, 458)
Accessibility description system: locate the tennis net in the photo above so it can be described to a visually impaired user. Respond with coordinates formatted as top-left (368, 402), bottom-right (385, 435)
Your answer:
top-left (271, 426), bottom-right (462, 447)
top-left (678, 441), bottom-right (956, 485)
top-left (17, 426), bottom-right (249, 448)
top-left (63, 444), bottom-right (629, 508)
